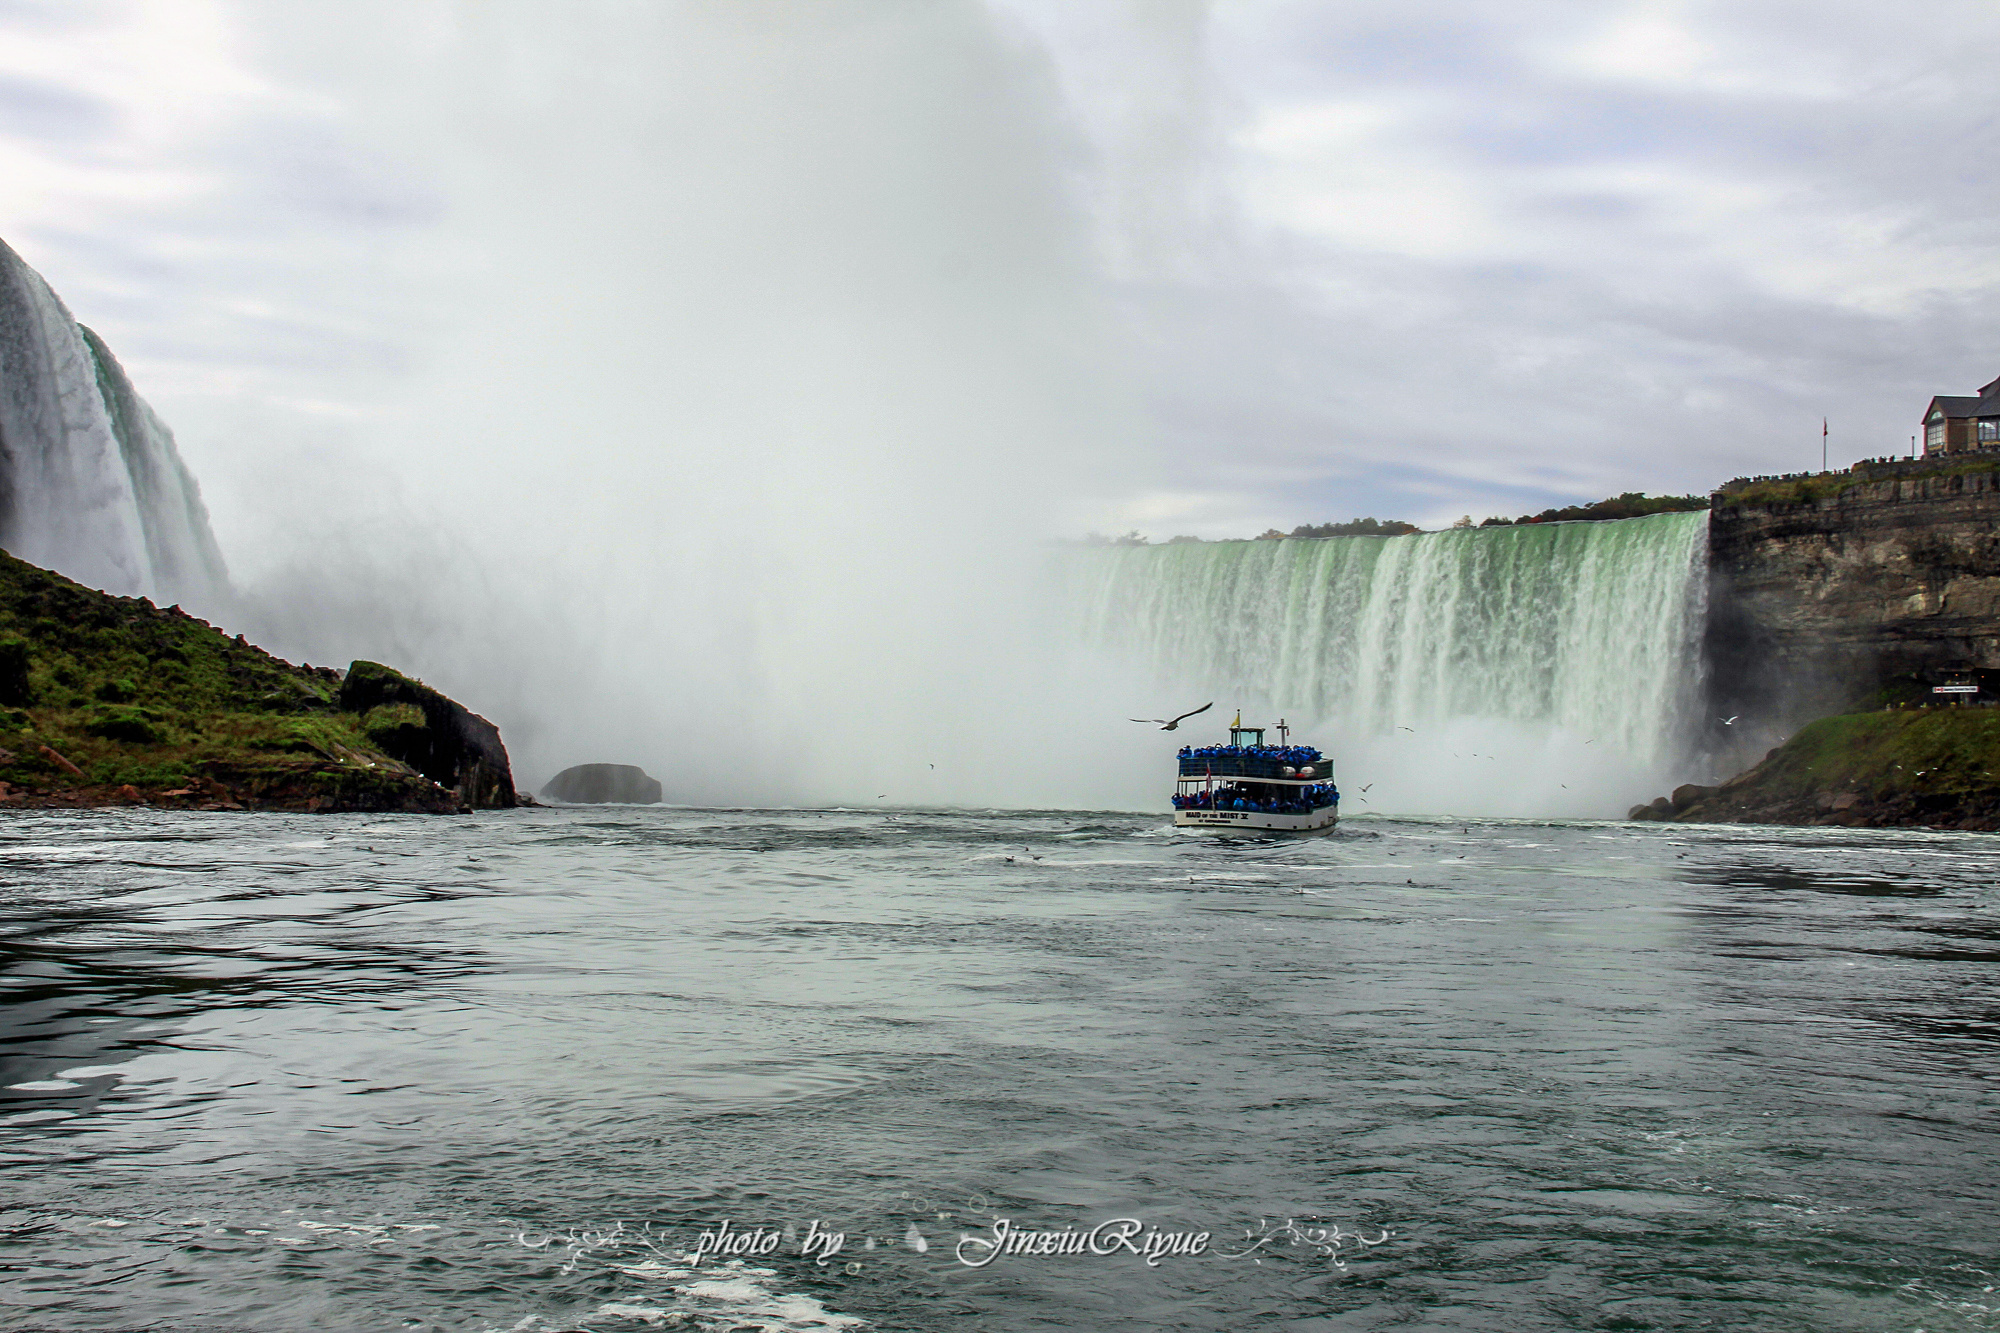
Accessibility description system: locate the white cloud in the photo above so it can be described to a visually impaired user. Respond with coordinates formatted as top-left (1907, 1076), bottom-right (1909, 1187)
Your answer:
top-left (7, 0), bottom-right (2000, 542)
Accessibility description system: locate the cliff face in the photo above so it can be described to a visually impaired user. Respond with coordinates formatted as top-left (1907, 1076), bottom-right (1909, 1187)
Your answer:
top-left (1705, 462), bottom-right (2000, 754)
top-left (337, 661), bottom-right (517, 809)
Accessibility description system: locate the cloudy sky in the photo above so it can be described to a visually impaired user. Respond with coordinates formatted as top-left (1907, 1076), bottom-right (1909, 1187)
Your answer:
top-left (3, 0), bottom-right (1999, 548)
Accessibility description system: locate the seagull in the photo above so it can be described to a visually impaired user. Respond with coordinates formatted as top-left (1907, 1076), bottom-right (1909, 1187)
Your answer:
top-left (1130, 702), bottom-right (1212, 730)
top-left (1359, 783), bottom-right (1374, 792)
top-left (1398, 726), bottom-right (1414, 733)
top-left (1718, 716), bottom-right (1740, 726)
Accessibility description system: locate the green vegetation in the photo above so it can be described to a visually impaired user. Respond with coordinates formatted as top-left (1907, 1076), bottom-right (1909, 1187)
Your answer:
top-left (1715, 456), bottom-right (2000, 509)
top-left (1480, 492), bottom-right (1710, 527)
top-left (0, 548), bottom-right (458, 810)
top-left (1749, 710), bottom-right (2000, 801)
top-left (1655, 706), bottom-right (2000, 830)
top-left (1285, 518), bottom-right (1422, 539)
top-left (1716, 473), bottom-right (1858, 507)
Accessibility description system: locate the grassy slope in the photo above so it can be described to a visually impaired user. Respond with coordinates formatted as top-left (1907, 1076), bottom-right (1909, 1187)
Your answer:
top-left (0, 550), bottom-right (458, 811)
top-left (1672, 708), bottom-right (2000, 829)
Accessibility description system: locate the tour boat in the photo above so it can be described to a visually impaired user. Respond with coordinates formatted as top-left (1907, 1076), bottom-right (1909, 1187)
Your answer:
top-left (1171, 716), bottom-right (1339, 832)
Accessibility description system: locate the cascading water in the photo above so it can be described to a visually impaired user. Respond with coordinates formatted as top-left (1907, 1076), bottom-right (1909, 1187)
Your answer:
top-left (0, 239), bottom-right (227, 608)
top-left (1067, 512), bottom-right (1711, 816)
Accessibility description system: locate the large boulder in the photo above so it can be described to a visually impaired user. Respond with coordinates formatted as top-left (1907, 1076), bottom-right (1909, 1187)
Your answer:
top-left (336, 661), bottom-right (517, 808)
top-left (541, 763), bottom-right (662, 804)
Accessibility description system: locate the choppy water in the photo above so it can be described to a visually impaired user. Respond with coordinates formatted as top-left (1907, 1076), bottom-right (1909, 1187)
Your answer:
top-left (2, 807), bottom-right (1995, 1332)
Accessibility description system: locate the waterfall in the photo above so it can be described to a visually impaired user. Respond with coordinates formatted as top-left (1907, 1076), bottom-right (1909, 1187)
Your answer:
top-left (1067, 513), bottom-right (1710, 814)
top-left (0, 239), bottom-right (227, 606)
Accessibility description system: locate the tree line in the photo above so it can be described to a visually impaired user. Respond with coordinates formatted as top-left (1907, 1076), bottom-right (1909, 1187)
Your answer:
top-left (1076, 492), bottom-right (1710, 545)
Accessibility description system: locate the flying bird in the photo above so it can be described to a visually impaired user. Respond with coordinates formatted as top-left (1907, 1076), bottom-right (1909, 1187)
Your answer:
top-left (1130, 701), bottom-right (1212, 730)
top-left (1359, 783), bottom-right (1374, 792)
top-left (1718, 716), bottom-right (1740, 726)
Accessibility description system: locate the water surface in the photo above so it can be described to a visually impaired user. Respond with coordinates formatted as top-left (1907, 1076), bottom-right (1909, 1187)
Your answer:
top-left (1, 807), bottom-right (1994, 1331)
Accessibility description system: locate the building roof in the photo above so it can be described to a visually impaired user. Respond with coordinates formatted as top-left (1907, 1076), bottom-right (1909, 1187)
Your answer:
top-left (1925, 395), bottom-right (1983, 421)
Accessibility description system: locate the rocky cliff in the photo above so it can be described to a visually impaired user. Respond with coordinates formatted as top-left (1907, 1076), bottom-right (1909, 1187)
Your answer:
top-left (1705, 458), bottom-right (2000, 760)
top-left (0, 548), bottom-right (516, 812)
top-left (337, 661), bottom-right (517, 809)
top-left (1632, 707), bottom-right (2000, 831)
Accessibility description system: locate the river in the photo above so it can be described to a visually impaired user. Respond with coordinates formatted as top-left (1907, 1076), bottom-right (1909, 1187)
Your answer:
top-left (2, 807), bottom-right (1994, 1331)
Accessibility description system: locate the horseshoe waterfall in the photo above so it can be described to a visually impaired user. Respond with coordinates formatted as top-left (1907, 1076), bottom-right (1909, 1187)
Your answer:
top-left (0, 240), bottom-right (227, 607)
top-left (1067, 512), bottom-right (1711, 816)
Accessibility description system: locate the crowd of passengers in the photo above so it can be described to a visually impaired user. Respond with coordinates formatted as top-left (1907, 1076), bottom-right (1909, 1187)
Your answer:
top-left (1174, 782), bottom-right (1338, 814)
top-left (1177, 744), bottom-right (1324, 765)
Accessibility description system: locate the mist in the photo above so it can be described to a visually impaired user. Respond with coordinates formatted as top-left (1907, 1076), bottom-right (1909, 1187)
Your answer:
top-left (169, 2), bottom-right (1174, 806)
top-left (5, 3), bottom-right (1749, 817)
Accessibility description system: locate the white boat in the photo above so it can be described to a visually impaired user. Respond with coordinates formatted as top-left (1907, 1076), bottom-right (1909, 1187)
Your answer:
top-left (1171, 717), bottom-right (1339, 832)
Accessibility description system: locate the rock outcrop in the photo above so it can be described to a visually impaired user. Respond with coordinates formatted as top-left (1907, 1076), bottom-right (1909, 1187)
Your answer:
top-left (1706, 460), bottom-right (2000, 760)
top-left (1630, 707), bottom-right (2000, 830)
top-left (337, 661), bottom-right (517, 808)
top-left (541, 763), bottom-right (662, 804)
top-left (0, 547), bottom-right (515, 812)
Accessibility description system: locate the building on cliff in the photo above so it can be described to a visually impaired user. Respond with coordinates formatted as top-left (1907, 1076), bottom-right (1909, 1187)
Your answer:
top-left (1921, 371), bottom-right (2000, 454)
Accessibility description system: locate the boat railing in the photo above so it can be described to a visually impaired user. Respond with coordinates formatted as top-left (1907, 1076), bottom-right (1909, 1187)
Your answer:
top-left (1178, 755), bottom-right (1329, 780)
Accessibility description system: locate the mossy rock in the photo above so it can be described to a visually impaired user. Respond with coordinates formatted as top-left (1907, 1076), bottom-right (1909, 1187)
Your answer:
top-left (83, 705), bottom-right (166, 745)
top-left (362, 702), bottom-right (427, 745)
top-left (1668, 707), bottom-right (2000, 828)
top-left (0, 548), bottom-right (515, 811)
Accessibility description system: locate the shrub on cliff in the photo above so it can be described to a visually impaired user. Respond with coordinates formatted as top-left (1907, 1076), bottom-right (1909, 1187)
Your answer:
top-left (0, 636), bottom-right (30, 706)
top-left (83, 705), bottom-right (165, 745)
top-left (0, 549), bottom-right (516, 812)
top-left (1514, 492), bottom-right (1709, 526)
top-left (1288, 518), bottom-right (1421, 538)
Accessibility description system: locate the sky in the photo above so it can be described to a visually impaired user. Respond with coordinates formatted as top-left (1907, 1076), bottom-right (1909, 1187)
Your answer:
top-left (2, 0), bottom-right (1998, 544)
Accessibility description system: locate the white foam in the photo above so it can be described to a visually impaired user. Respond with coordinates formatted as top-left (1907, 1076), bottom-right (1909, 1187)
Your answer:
top-left (585, 1258), bottom-right (863, 1330)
